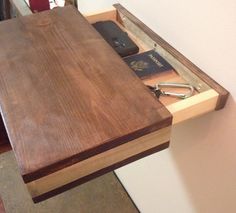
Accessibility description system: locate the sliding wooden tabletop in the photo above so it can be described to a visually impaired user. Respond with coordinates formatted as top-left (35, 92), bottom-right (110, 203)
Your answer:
top-left (0, 6), bottom-right (172, 183)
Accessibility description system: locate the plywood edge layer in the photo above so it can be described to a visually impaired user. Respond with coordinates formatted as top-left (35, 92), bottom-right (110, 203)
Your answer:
top-left (27, 126), bottom-right (171, 199)
top-left (167, 89), bottom-right (219, 124)
top-left (32, 142), bottom-right (169, 203)
top-left (23, 117), bottom-right (171, 183)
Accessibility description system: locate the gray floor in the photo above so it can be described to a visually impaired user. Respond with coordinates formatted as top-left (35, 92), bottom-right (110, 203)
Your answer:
top-left (0, 151), bottom-right (139, 213)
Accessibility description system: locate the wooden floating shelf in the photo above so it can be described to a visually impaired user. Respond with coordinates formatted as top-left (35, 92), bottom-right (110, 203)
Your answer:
top-left (0, 2), bottom-right (229, 203)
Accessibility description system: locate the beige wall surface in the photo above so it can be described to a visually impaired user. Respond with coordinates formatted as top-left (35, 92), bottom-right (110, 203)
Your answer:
top-left (115, 0), bottom-right (236, 213)
top-left (77, 0), bottom-right (118, 14)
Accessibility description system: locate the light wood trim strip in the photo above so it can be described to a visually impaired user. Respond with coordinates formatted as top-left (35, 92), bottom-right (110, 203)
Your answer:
top-left (27, 126), bottom-right (171, 198)
top-left (167, 89), bottom-right (219, 124)
top-left (84, 9), bottom-right (117, 23)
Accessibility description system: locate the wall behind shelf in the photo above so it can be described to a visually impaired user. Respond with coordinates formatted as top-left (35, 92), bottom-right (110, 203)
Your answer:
top-left (115, 0), bottom-right (236, 213)
top-left (77, 0), bottom-right (118, 14)
top-left (78, 1), bottom-right (236, 212)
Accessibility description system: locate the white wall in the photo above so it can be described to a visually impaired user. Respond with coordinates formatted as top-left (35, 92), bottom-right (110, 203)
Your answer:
top-left (115, 0), bottom-right (236, 213)
top-left (78, 1), bottom-right (236, 212)
top-left (77, 0), bottom-right (117, 14)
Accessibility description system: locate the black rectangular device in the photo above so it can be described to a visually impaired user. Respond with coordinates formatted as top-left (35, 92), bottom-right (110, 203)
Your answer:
top-left (92, 20), bottom-right (139, 57)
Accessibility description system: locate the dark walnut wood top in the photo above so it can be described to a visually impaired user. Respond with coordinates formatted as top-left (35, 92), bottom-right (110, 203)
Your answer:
top-left (0, 6), bottom-right (172, 182)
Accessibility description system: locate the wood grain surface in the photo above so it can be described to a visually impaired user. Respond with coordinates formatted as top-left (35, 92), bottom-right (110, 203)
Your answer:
top-left (0, 6), bottom-right (172, 183)
top-left (114, 4), bottom-right (229, 110)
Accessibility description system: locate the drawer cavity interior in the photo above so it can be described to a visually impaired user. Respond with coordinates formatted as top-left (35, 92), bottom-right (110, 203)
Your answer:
top-left (84, 6), bottom-right (228, 124)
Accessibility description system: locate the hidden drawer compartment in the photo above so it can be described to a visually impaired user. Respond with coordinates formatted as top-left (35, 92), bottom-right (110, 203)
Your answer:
top-left (85, 4), bottom-right (229, 125)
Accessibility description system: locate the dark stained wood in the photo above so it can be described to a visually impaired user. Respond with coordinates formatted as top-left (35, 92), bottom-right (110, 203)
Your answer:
top-left (0, 116), bottom-right (11, 154)
top-left (32, 142), bottom-right (169, 203)
top-left (0, 197), bottom-right (5, 213)
top-left (65, 0), bottom-right (77, 8)
top-left (0, 143), bottom-right (11, 154)
top-left (113, 3), bottom-right (229, 110)
top-left (3, 0), bottom-right (11, 19)
top-left (0, 6), bottom-right (172, 183)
